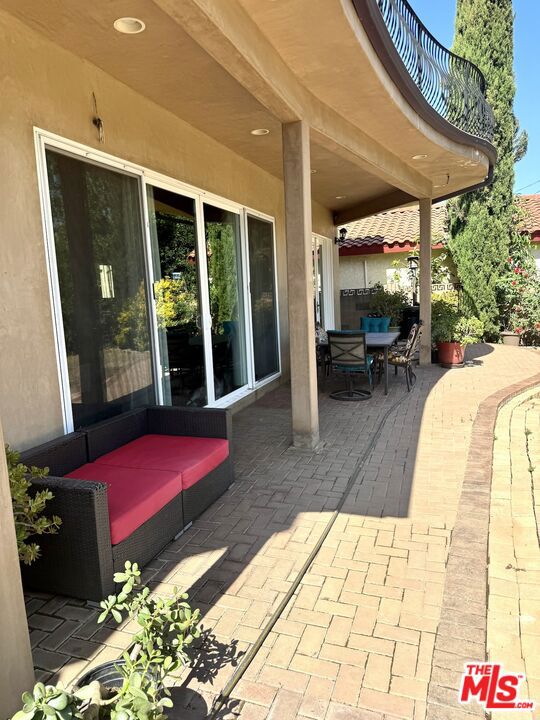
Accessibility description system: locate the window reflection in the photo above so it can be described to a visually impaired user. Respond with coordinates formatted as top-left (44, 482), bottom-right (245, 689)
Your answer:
top-left (247, 216), bottom-right (279, 381)
top-left (46, 150), bottom-right (154, 427)
top-left (204, 204), bottom-right (248, 400)
top-left (147, 186), bottom-right (207, 406)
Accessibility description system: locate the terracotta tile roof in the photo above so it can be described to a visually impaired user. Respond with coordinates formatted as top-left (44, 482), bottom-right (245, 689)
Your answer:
top-left (517, 194), bottom-right (540, 237)
top-left (338, 202), bottom-right (448, 249)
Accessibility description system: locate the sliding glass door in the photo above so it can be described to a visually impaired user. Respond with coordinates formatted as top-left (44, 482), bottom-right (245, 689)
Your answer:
top-left (313, 237), bottom-right (325, 327)
top-left (45, 149), bottom-right (154, 428)
top-left (247, 215), bottom-right (280, 381)
top-left (312, 235), bottom-right (334, 331)
top-left (203, 203), bottom-right (248, 400)
top-left (146, 185), bottom-right (207, 406)
top-left (40, 135), bottom-right (281, 429)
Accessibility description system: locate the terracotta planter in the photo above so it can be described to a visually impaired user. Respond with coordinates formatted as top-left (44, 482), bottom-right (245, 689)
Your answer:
top-left (501, 331), bottom-right (521, 346)
top-left (437, 341), bottom-right (464, 368)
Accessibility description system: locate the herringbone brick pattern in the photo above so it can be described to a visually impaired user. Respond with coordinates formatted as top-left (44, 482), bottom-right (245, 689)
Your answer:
top-left (487, 389), bottom-right (540, 720)
top-left (24, 345), bottom-right (540, 720)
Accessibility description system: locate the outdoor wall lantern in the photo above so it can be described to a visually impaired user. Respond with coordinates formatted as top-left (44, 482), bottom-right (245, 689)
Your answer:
top-left (407, 254), bottom-right (419, 276)
top-left (407, 254), bottom-right (419, 304)
top-left (337, 227), bottom-right (347, 244)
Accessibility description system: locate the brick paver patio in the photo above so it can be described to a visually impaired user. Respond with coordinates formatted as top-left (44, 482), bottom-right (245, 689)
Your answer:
top-left (488, 387), bottom-right (540, 720)
top-left (25, 344), bottom-right (540, 720)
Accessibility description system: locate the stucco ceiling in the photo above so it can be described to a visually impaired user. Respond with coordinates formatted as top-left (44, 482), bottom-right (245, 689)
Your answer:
top-left (0, 0), bottom-right (491, 218)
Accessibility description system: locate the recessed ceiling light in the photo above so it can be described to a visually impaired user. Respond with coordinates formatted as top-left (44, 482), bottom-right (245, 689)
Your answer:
top-left (335, 195), bottom-right (347, 200)
top-left (113, 17), bottom-right (146, 34)
top-left (250, 128), bottom-right (270, 136)
top-left (412, 154), bottom-right (428, 160)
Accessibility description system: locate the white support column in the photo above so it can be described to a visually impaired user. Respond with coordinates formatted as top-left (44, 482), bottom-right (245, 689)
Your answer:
top-left (419, 198), bottom-right (432, 365)
top-left (282, 120), bottom-right (319, 449)
top-left (0, 420), bottom-right (34, 716)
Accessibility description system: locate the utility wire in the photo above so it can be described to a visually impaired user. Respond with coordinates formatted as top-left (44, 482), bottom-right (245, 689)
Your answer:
top-left (516, 178), bottom-right (540, 193)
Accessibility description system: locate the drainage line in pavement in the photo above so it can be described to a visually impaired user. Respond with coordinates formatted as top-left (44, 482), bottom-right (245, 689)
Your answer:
top-left (208, 391), bottom-right (409, 719)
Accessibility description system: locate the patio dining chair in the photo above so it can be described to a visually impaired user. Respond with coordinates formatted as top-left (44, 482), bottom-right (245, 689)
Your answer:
top-left (383, 322), bottom-right (422, 392)
top-left (327, 331), bottom-right (373, 401)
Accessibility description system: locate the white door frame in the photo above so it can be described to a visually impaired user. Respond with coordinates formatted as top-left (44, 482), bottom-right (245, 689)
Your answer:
top-left (313, 233), bottom-right (335, 331)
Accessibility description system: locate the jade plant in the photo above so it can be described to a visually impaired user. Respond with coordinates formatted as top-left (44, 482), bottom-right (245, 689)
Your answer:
top-left (6, 445), bottom-right (61, 565)
top-left (12, 562), bottom-right (201, 720)
top-left (12, 673), bottom-right (166, 720)
top-left (12, 684), bottom-right (82, 720)
top-left (97, 561), bottom-right (201, 679)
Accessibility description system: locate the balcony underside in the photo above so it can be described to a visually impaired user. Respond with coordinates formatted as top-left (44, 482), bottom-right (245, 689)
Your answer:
top-left (0, 0), bottom-right (494, 220)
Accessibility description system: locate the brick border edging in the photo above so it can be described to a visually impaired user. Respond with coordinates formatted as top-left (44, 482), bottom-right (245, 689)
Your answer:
top-left (426, 372), bottom-right (540, 720)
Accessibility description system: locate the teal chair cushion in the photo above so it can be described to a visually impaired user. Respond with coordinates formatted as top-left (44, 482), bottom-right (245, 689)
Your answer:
top-left (360, 317), bottom-right (391, 332)
top-left (379, 317), bottom-right (391, 332)
top-left (333, 354), bottom-right (374, 372)
top-left (360, 316), bottom-right (371, 332)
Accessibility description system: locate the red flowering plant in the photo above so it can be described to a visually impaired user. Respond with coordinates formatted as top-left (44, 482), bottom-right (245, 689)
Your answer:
top-left (496, 236), bottom-right (540, 344)
top-left (507, 283), bottom-right (540, 345)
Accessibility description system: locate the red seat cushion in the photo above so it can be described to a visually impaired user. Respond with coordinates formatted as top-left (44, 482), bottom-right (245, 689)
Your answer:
top-left (94, 434), bottom-right (229, 491)
top-left (65, 464), bottom-right (181, 545)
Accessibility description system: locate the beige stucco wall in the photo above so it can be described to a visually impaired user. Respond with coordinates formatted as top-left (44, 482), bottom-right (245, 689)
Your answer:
top-left (0, 10), bottom-right (333, 450)
top-left (339, 249), bottom-right (448, 290)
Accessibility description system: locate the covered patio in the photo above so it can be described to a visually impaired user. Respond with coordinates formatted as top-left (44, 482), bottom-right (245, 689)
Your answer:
top-left (23, 344), bottom-right (540, 720)
top-left (0, 0), bottom-right (506, 716)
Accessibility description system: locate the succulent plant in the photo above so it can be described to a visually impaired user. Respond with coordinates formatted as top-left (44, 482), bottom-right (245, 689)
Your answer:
top-left (12, 562), bottom-right (201, 720)
top-left (12, 684), bottom-right (81, 720)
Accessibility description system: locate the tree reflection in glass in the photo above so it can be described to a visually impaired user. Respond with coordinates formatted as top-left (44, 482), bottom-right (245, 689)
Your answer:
top-left (204, 204), bottom-right (247, 400)
top-left (147, 186), bottom-right (207, 406)
top-left (46, 150), bottom-right (154, 427)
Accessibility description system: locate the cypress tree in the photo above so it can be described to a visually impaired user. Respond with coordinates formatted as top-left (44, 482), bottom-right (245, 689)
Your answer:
top-left (448, 0), bottom-right (524, 338)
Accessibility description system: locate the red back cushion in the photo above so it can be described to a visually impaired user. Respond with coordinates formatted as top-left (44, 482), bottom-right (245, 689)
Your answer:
top-left (94, 434), bottom-right (229, 490)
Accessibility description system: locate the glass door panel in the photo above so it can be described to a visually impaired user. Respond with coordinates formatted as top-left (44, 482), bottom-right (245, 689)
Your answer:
top-left (147, 186), bottom-right (207, 406)
top-left (247, 216), bottom-right (279, 381)
top-left (203, 203), bottom-right (248, 400)
top-left (45, 149), bottom-right (154, 428)
top-left (313, 238), bottom-right (325, 328)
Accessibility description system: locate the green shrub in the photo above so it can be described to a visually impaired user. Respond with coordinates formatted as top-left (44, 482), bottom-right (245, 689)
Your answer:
top-left (6, 446), bottom-right (61, 565)
top-left (370, 285), bottom-right (410, 325)
top-left (454, 316), bottom-right (484, 345)
top-left (431, 301), bottom-right (484, 346)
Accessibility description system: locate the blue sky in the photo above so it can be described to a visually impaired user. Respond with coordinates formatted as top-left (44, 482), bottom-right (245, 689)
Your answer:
top-left (411, 0), bottom-right (539, 194)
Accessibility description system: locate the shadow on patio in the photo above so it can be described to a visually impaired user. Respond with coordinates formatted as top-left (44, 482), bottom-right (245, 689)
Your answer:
top-left (25, 343), bottom-right (539, 720)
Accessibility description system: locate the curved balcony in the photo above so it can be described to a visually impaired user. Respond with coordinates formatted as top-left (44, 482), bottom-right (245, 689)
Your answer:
top-left (354, 0), bottom-right (495, 148)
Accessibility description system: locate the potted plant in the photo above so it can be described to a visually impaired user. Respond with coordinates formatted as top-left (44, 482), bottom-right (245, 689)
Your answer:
top-left (370, 284), bottom-right (410, 331)
top-left (6, 445), bottom-right (61, 565)
top-left (431, 300), bottom-right (483, 367)
top-left (11, 561), bottom-right (201, 720)
top-left (500, 327), bottom-right (521, 346)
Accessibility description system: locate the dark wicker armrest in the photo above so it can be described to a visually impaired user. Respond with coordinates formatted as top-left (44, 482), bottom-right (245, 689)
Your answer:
top-left (22, 475), bottom-right (114, 601)
top-left (146, 405), bottom-right (231, 440)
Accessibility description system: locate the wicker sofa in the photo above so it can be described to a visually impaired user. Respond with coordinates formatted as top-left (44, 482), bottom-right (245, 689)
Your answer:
top-left (20, 405), bottom-right (233, 601)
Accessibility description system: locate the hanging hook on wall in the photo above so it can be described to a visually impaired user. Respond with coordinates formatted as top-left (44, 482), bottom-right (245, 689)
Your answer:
top-left (92, 92), bottom-right (104, 143)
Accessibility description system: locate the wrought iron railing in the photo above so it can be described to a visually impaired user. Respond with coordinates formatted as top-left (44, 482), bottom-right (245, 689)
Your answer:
top-left (374, 0), bottom-right (495, 142)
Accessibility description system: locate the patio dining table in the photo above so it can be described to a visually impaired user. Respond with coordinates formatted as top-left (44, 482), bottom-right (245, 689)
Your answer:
top-left (319, 330), bottom-right (400, 396)
top-left (364, 331), bottom-right (400, 395)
